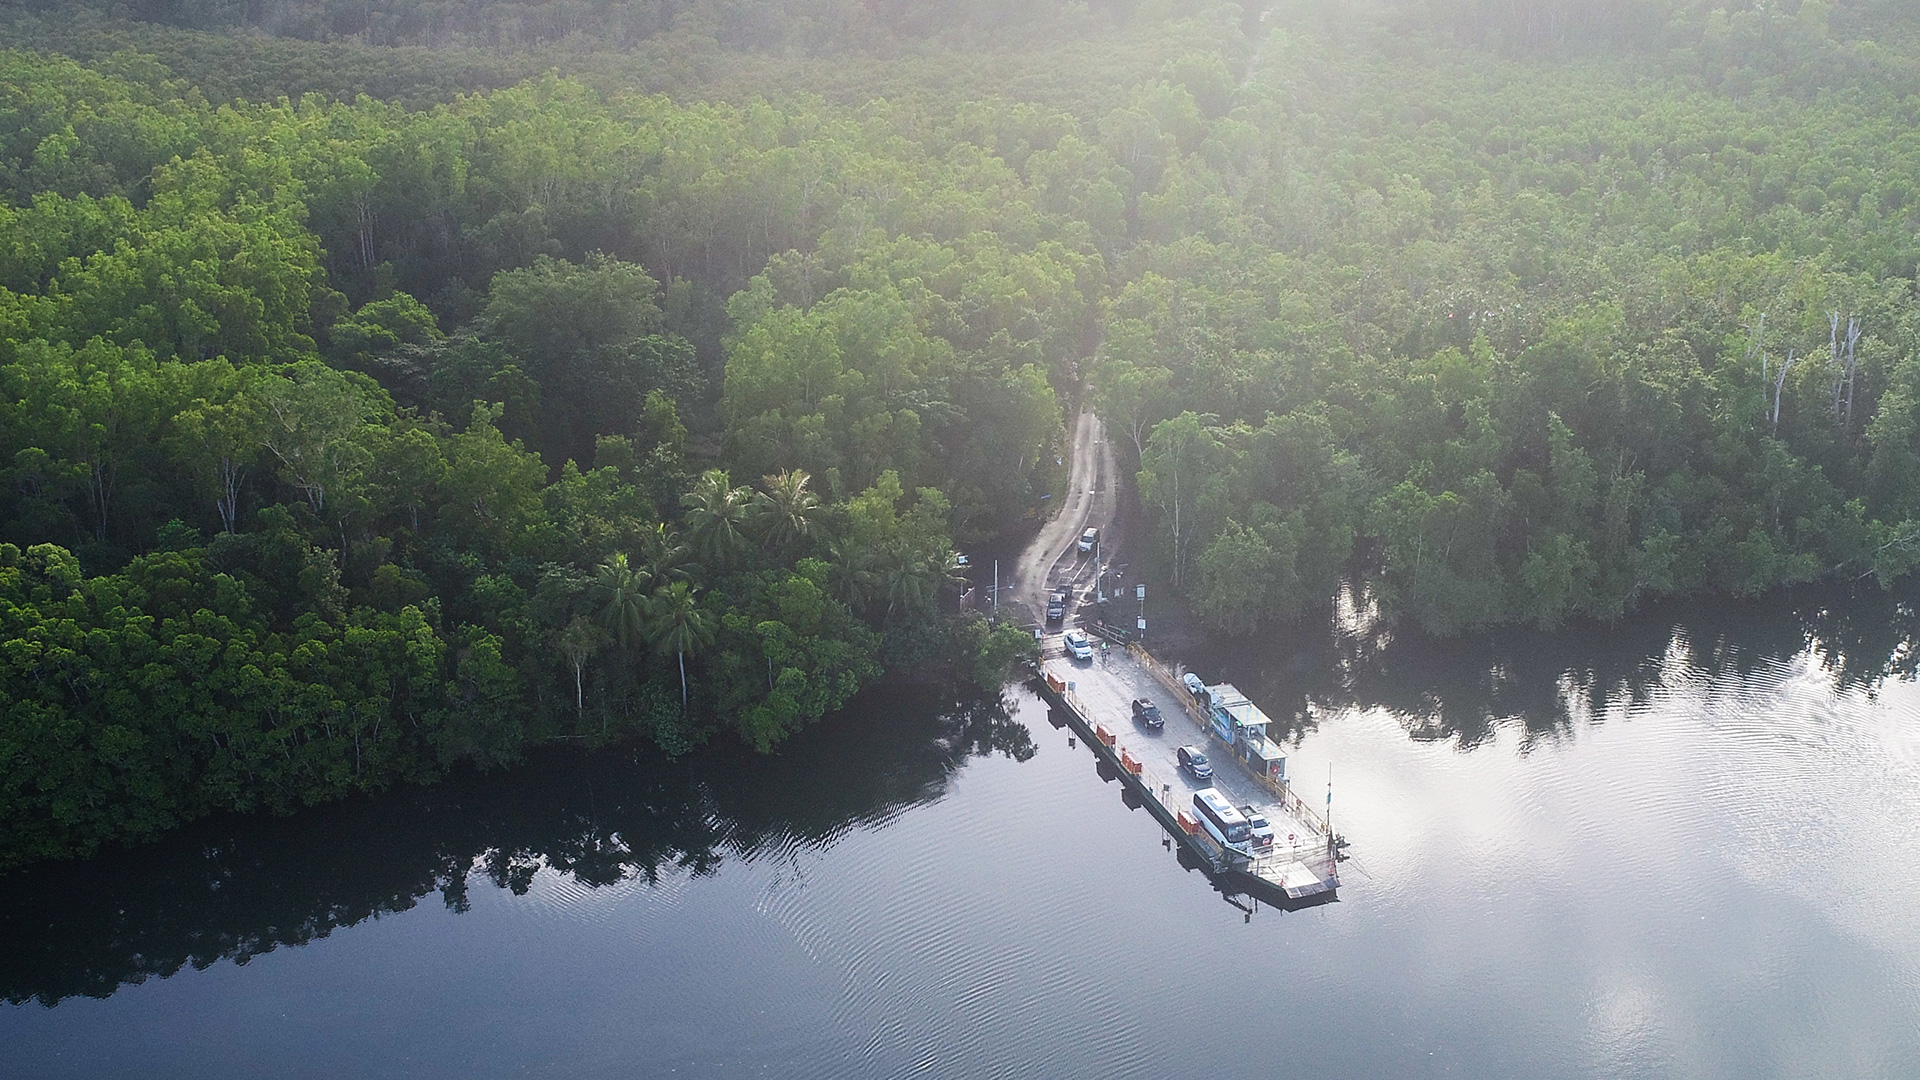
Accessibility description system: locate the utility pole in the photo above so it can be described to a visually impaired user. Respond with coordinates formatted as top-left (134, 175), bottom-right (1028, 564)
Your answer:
top-left (1326, 762), bottom-right (1334, 848)
top-left (992, 559), bottom-right (999, 616)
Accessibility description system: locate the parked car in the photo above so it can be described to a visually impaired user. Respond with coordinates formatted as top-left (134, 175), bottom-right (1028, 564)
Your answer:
top-left (1240, 805), bottom-right (1276, 848)
top-left (1063, 629), bottom-right (1093, 661)
top-left (1130, 698), bottom-right (1163, 729)
top-left (1045, 590), bottom-right (1066, 623)
top-left (1078, 526), bottom-right (1099, 553)
top-left (1181, 671), bottom-right (1207, 697)
top-left (1177, 745), bottom-right (1212, 779)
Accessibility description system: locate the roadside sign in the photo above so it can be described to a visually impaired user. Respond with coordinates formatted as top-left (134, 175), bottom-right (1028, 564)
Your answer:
top-left (1136, 584), bottom-right (1146, 599)
top-left (1136, 618), bottom-right (1146, 631)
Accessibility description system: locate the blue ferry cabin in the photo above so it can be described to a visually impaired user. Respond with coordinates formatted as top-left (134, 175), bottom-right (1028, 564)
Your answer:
top-left (1198, 681), bottom-right (1287, 783)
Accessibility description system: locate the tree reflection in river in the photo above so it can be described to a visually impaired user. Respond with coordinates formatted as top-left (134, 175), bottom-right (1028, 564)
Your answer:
top-left (1191, 578), bottom-right (1920, 750)
top-left (0, 681), bottom-right (1033, 1007)
top-left (11, 578), bottom-right (1920, 1011)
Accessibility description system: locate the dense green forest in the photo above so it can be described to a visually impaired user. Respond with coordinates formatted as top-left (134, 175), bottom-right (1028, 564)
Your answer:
top-left (7, 0), bottom-right (1920, 866)
top-left (0, 36), bottom-right (1058, 867)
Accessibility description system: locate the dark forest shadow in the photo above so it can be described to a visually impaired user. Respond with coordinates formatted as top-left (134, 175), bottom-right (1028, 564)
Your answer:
top-left (0, 679), bottom-right (1032, 1007)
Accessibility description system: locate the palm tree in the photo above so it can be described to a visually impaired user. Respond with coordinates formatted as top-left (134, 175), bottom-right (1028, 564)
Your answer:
top-left (681, 469), bottom-right (753, 569)
top-left (645, 579), bottom-right (713, 711)
top-left (934, 548), bottom-right (970, 601)
top-left (752, 468), bottom-right (823, 556)
top-left (882, 543), bottom-right (938, 617)
top-left (593, 553), bottom-right (648, 650)
top-left (825, 536), bottom-right (880, 612)
top-left (636, 521), bottom-right (698, 591)
top-left (877, 544), bottom-right (970, 618)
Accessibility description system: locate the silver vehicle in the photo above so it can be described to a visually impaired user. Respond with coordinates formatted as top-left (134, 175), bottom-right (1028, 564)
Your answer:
top-left (1078, 527), bottom-right (1099, 553)
top-left (1063, 629), bottom-right (1093, 661)
top-left (1177, 745), bottom-right (1212, 779)
top-left (1239, 805), bottom-right (1276, 849)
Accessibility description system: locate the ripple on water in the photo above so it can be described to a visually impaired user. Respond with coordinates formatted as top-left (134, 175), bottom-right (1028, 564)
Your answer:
top-left (710, 753), bottom-right (1163, 1080)
top-left (487, 851), bottom-right (708, 952)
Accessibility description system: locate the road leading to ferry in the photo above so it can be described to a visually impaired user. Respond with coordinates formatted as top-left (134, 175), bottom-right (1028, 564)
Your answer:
top-left (1014, 408), bottom-right (1337, 903)
top-left (1008, 407), bottom-right (1118, 618)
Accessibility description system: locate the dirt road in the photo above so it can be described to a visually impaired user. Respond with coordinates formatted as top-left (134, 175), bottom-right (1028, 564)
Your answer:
top-left (1014, 409), bottom-right (1341, 897)
top-left (1007, 408), bottom-right (1119, 621)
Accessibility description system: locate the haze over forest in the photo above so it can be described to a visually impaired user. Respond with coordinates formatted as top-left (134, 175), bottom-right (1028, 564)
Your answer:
top-left (5, 0), bottom-right (1920, 866)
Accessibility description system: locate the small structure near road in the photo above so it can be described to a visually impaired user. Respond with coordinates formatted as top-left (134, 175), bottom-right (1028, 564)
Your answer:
top-left (1196, 681), bottom-right (1287, 785)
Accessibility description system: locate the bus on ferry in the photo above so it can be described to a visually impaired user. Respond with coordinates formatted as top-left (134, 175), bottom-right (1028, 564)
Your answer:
top-left (1192, 788), bottom-right (1252, 851)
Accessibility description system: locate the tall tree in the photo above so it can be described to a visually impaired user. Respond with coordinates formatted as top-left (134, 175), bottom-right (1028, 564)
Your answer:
top-left (646, 579), bottom-right (712, 711)
top-left (753, 468), bottom-right (823, 556)
top-left (254, 361), bottom-right (377, 518)
top-left (682, 469), bottom-right (753, 569)
top-left (1137, 412), bottom-right (1227, 588)
top-left (593, 552), bottom-right (648, 651)
top-left (554, 615), bottom-right (607, 714)
top-left (168, 374), bottom-right (261, 536)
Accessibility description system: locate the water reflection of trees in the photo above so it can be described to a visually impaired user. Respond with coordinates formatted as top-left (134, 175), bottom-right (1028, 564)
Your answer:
top-left (0, 682), bottom-right (1033, 1007)
top-left (1191, 579), bottom-right (1920, 750)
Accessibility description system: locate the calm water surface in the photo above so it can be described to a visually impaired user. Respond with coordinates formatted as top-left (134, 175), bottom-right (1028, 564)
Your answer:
top-left (4, 586), bottom-right (1920, 1078)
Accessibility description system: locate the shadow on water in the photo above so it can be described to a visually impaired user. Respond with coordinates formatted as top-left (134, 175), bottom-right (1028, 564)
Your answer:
top-left (1178, 578), bottom-right (1920, 750)
top-left (0, 680), bottom-right (1034, 1008)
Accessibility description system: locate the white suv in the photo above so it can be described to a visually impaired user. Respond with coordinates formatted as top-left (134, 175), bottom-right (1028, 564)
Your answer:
top-left (1063, 630), bottom-right (1093, 661)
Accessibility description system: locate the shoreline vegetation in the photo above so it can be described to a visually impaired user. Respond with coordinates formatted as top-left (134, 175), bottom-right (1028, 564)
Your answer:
top-left (9, 0), bottom-right (1920, 868)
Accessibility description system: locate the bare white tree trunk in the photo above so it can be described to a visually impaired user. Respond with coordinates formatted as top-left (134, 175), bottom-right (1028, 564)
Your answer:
top-left (217, 454), bottom-right (244, 533)
top-left (1773, 350), bottom-right (1796, 431)
top-left (1844, 316), bottom-right (1861, 435)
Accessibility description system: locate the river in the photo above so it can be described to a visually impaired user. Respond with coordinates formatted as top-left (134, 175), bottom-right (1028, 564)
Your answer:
top-left (3, 584), bottom-right (1918, 1078)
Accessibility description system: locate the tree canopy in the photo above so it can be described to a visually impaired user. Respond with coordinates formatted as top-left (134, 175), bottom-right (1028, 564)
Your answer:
top-left (8, 0), bottom-right (1920, 862)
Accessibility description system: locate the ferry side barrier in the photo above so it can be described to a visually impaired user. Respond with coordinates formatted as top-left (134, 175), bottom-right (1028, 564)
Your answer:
top-left (1131, 642), bottom-right (1188, 698)
top-left (1039, 666), bottom-right (1236, 872)
top-left (1043, 670), bottom-right (1092, 723)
